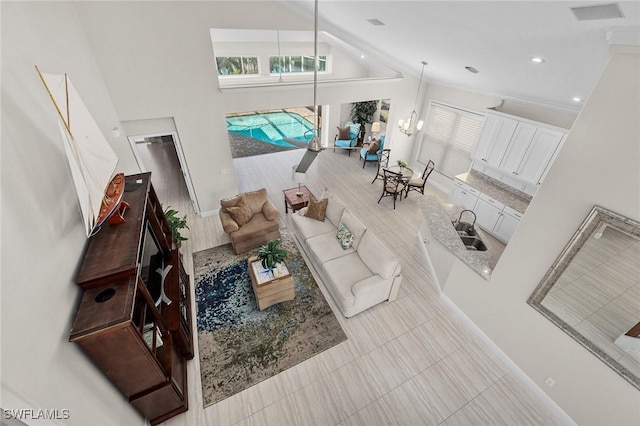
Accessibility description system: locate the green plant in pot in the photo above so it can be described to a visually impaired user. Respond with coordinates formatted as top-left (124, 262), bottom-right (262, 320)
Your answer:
top-left (164, 207), bottom-right (189, 246)
top-left (350, 100), bottom-right (379, 146)
top-left (257, 238), bottom-right (287, 272)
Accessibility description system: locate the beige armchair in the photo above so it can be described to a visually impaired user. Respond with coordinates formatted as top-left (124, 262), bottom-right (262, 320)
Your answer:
top-left (219, 188), bottom-right (281, 254)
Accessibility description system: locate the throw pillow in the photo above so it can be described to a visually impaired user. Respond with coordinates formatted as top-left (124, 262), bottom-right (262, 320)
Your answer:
top-left (225, 196), bottom-right (252, 227)
top-left (337, 126), bottom-right (351, 140)
top-left (337, 224), bottom-right (354, 250)
top-left (367, 140), bottom-right (379, 154)
top-left (305, 194), bottom-right (328, 221)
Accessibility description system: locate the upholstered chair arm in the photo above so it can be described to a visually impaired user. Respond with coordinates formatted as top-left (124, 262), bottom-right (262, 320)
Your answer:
top-left (219, 210), bottom-right (239, 234)
top-left (262, 199), bottom-right (279, 221)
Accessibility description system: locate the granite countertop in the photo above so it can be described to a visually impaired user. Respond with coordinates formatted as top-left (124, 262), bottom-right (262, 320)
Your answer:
top-left (417, 195), bottom-right (497, 280)
top-left (456, 170), bottom-right (531, 214)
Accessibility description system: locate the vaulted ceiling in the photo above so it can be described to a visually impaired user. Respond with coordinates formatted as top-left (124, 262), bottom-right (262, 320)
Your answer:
top-left (281, 1), bottom-right (640, 111)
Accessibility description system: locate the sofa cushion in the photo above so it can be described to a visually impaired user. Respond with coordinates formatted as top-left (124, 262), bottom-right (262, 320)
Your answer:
top-left (320, 190), bottom-right (346, 226)
top-left (338, 209), bottom-right (367, 250)
top-left (230, 213), bottom-right (279, 243)
top-left (357, 231), bottom-right (399, 280)
top-left (305, 194), bottom-right (328, 221)
top-left (307, 232), bottom-right (356, 265)
top-left (226, 196), bottom-right (252, 227)
top-left (291, 210), bottom-right (335, 240)
top-left (322, 252), bottom-right (373, 304)
top-left (242, 188), bottom-right (269, 214)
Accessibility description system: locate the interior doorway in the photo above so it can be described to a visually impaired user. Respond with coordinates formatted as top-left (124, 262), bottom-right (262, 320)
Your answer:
top-left (128, 132), bottom-right (200, 215)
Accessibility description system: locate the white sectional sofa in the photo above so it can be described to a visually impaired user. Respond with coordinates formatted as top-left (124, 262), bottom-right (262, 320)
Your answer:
top-left (291, 192), bottom-right (403, 318)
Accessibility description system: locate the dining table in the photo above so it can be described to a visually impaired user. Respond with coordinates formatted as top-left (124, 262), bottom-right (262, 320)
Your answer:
top-left (384, 165), bottom-right (414, 181)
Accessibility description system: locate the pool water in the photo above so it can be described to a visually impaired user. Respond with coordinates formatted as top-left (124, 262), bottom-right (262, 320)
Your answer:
top-left (226, 112), bottom-right (314, 148)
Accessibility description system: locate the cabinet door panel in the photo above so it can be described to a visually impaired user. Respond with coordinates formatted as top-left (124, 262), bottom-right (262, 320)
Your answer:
top-left (474, 198), bottom-right (501, 231)
top-left (472, 115), bottom-right (517, 168)
top-left (516, 128), bottom-right (564, 184)
top-left (493, 211), bottom-right (520, 243)
top-left (499, 122), bottom-right (537, 174)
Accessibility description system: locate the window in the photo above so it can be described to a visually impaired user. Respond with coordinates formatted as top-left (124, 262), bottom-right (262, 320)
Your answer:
top-left (269, 55), bottom-right (327, 74)
top-left (417, 101), bottom-right (483, 178)
top-left (216, 56), bottom-right (259, 75)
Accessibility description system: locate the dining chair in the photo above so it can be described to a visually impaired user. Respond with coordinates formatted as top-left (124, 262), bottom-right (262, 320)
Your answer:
top-left (371, 149), bottom-right (391, 184)
top-left (378, 169), bottom-right (405, 209)
top-left (405, 160), bottom-right (435, 198)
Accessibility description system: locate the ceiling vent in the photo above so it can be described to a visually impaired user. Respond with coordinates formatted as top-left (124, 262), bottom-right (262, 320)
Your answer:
top-left (367, 18), bottom-right (385, 26)
top-left (571, 3), bottom-right (625, 21)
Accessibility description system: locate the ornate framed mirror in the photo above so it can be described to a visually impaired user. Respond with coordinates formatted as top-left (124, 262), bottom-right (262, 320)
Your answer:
top-left (528, 206), bottom-right (640, 391)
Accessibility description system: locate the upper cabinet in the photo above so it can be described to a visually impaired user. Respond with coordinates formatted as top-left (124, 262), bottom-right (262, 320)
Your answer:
top-left (471, 112), bottom-right (567, 189)
top-left (472, 115), bottom-right (518, 168)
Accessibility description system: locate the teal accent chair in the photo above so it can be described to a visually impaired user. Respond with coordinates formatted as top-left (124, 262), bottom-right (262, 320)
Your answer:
top-left (360, 135), bottom-right (385, 168)
top-left (333, 122), bottom-right (360, 156)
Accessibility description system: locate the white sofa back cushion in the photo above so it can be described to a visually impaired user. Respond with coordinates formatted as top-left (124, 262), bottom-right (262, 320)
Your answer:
top-left (339, 209), bottom-right (367, 250)
top-left (320, 189), bottom-right (346, 226)
top-left (357, 231), bottom-right (399, 280)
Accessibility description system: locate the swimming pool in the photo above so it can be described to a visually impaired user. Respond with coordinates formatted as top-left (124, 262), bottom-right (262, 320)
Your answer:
top-left (226, 111), bottom-right (314, 148)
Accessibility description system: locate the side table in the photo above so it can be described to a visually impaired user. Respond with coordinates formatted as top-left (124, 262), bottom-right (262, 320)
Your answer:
top-left (283, 186), bottom-right (313, 213)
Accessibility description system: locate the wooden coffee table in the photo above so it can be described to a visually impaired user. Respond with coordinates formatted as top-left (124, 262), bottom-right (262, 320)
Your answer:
top-left (247, 257), bottom-right (295, 310)
top-left (283, 186), bottom-right (313, 213)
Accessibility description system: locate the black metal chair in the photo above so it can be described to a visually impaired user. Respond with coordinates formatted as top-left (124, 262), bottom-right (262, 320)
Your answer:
top-left (371, 149), bottom-right (391, 184)
top-left (405, 160), bottom-right (435, 198)
top-left (378, 169), bottom-right (405, 209)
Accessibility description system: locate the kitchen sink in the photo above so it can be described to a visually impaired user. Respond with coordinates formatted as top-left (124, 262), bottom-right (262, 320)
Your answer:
top-left (452, 220), bottom-right (477, 237)
top-left (460, 235), bottom-right (488, 251)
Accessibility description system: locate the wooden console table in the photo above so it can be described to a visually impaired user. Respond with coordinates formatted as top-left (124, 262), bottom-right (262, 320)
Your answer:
top-left (69, 173), bottom-right (192, 425)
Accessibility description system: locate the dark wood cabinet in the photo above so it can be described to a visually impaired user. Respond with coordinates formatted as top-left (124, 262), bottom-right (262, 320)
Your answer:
top-left (69, 173), bottom-right (191, 425)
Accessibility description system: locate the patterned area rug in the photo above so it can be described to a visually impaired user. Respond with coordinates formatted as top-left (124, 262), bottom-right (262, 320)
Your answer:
top-left (193, 231), bottom-right (347, 407)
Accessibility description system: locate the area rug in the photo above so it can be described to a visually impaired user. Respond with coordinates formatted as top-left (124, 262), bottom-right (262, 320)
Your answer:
top-left (193, 231), bottom-right (347, 407)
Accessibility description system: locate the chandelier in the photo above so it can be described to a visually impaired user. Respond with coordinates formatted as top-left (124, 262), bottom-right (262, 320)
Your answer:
top-left (398, 61), bottom-right (428, 136)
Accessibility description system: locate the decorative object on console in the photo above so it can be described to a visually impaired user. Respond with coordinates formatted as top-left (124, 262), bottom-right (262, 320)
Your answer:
top-left (164, 207), bottom-right (189, 245)
top-left (398, 61), bottom-right (427, 136)
top-left (36, 66), bottom-right (124, 237)
top-left (291, 164), bottom-right (306, 195)
top-left (193, 231), bottom-right (347, 407)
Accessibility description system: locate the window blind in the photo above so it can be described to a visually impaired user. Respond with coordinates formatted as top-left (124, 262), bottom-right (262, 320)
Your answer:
top-left (417, 102), bottom-right (483, 178)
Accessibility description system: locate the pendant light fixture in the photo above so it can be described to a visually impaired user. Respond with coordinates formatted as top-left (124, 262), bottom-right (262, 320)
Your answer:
top-left (398, 61), bottom-right (428, 136)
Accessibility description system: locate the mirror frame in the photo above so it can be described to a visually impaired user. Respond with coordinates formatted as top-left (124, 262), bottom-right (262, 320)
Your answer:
top-left (527, 205), bottom-right (640, 391)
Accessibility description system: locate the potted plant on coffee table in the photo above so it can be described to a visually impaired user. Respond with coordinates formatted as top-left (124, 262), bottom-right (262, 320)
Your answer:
top-left (257, 238), bottom-right (288, 277)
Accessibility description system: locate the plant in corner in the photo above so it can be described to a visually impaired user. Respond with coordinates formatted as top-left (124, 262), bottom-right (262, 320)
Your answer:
top-left (164, 207), bottom-right (189, 246)
top-left (257, 238), bottom-right (287, 272)
top-left (350, 100), bottom-right (379, 146)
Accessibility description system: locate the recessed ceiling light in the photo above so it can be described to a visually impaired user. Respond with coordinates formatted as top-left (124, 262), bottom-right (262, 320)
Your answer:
top-left (360, 54), bottom-right (365, 59)
top-left (531, 57), bottom-right (545, 63)
top-left (572, 97), bottom-right (583, 102)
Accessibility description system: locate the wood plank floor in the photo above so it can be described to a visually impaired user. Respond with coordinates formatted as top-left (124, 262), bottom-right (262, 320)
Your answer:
top-left (144, 142), bottom-right (574, 426)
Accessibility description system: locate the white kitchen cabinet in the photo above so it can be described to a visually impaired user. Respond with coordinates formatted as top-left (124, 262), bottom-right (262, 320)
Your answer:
top-left (474, 194), bottom-right (522, 243)
top-left (472, 114), bottom-right (518, 168)
top-left (492, 206), bottom-right (522, 242)
top-left (449, 179), bottom-right (479, 210)
top-left (499, 122), bottom-right (537, 173)
top-left (514, 128), bottom-right (565, 185)
top-left (474, 193), bottom-right (504, 231)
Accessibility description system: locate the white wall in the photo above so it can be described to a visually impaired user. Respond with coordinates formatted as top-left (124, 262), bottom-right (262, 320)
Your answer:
top-left (72, 1), bottom-right (417, 213)
top-left (442, 48), bottom-right (640, 425)
top-left (1, 2), bottom-right (142, 424)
